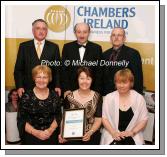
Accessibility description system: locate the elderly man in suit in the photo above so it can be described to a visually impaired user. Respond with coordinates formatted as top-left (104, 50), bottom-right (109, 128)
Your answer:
top-left (102, 27), bottom-right (143, 95)
top-left (62, 22), bottom-right (103, 98)
top-left (14, 19), bottom-right (61, 97)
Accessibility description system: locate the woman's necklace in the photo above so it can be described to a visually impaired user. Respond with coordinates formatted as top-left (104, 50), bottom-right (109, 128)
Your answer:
top-left (120, 104), bottom-right (129, 111)
top-left (77, 90), bottom-right (91, 99)
top-left (34, 87), bottom-right (49, 100)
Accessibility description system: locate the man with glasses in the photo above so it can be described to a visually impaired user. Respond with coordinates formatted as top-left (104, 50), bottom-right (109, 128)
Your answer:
top-left (102, 27), bottom-right (143, 95)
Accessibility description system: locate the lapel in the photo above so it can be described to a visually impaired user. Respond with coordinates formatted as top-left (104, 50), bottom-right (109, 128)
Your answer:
top-left (116, 44), bottom-right (127, 61)
top-left (30, 40), bottom-right (40, 61)
top-left (40, 40), bottom-right (48, 60)
top-left (108, 48), bottom-right (113, 61)
top-left (30, 40), bottom-right (37, 55)
top-left (73, 41), bottom-right (81, 60)
top-left (83, 41), bottom-right (89, 61)
top-left (31, 39), bottom-right (46, 61)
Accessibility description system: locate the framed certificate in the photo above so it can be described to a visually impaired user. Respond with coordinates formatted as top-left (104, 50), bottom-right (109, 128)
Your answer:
top-left (62, 108), bottom-right (85, 140)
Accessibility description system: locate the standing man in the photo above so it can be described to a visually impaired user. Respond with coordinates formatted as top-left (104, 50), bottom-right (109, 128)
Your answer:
top-left (62, 22), bottom-right (103, 97)
top-left (14, 19), bottom-right (61, 97)
top-left (103, 27), bottom-right (143, 95)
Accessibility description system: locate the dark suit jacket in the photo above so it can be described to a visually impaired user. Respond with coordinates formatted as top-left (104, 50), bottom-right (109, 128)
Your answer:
top-left (102, 44), bottom-right (143, 95)
top-left (14, 40), bottom-right (61, 90)
top-left (61, 40), bottom-right (103, 94)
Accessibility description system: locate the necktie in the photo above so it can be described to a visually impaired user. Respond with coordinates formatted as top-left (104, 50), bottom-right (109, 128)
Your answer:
top-left (109, 49), bottom-right (118, 61)
top-left (36, 42), bottom-right (42, 59)
top-left (77, 43), bottom-right (86, 49)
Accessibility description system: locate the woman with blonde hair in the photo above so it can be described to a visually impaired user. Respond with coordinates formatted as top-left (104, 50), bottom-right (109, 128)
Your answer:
top-left (101, 68), bottom-right (148, 145)
top-left (17, 65), bottom-right (62, 144)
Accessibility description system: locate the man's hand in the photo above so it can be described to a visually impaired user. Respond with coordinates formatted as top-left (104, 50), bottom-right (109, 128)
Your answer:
top-left (17, 88), bottom-right (25, 97)
top-left (64, 90), bottom-right (71, 98)
top-left (55, 87), bottom-right (61, 96)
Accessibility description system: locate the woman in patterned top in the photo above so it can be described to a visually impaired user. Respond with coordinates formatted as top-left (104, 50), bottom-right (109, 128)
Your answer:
top-left (17, 65), bottom-right (62, 145)
top-left (59, 67), bottom-right (102, 145)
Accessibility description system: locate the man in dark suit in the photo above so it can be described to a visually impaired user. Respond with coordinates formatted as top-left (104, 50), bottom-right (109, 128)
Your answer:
top-left (14, 19), bottom-right (61, 97)
top-left (61, 22), bottom-right (103, 97)
top-left (103, 27), bottom-right (143, 95)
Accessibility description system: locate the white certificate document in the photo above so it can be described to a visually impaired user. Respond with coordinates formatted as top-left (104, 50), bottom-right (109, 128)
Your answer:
top-left (63, 109), bottom-right (85, 139)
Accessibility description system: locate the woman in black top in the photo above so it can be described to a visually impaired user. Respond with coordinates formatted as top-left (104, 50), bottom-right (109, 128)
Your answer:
top-left (101, 68), bottom-right (148, 145)
top-left (17, 65), bottom-right (62, 145)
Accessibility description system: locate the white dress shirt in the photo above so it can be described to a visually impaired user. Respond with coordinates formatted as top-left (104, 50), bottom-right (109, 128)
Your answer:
top-left (78, 43), bottom-right (87, 62)
top-left (34, 39), bottom-right (45, 55)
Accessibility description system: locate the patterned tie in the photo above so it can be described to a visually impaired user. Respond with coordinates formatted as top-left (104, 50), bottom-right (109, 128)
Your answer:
top-left (36, 42), bottom-right (42, 59)
top-left (109, 49), bottom-right (118, 61)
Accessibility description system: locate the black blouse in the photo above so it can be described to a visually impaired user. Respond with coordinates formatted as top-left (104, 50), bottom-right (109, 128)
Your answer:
top-left (17, 90), bottom-right (62, 139)
top-left (118, 107), bottom-right (134, 131)
top-left (64, 91), bottom-right (102, 132)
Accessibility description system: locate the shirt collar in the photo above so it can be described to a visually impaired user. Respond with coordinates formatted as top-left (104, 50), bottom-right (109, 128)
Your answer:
top-left (113, 44), bottom-right (123, 52)
top-left (77, 41), bottom-right (87, 46)
top-left (34, 39), bottom-right (45, 45)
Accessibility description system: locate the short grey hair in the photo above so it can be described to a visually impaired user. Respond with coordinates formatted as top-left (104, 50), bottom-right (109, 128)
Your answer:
top-left (74, 22), bottom-right (90, 33)
top-left (32, 19), bottom-right (48, 27)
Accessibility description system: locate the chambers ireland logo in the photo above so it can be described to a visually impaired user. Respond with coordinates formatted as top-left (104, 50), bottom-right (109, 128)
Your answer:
top-left (44, 5), bottom-right (71, 32)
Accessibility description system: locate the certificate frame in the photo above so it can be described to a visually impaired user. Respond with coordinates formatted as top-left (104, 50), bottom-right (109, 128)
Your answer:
top-left (62, 108), bottom-right (85, 140)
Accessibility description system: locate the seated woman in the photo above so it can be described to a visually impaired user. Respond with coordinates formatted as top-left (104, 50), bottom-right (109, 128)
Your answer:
top-left (6, 89), bottom-right (19, 112)
top-left (59, 67), bottom-right (102, 145)
top-left (5, 89), bottom-right (20, 143)
top-left (17, 65), bottom-right (62, 145)
top-left (100, 68), bottom-right (148, 145)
